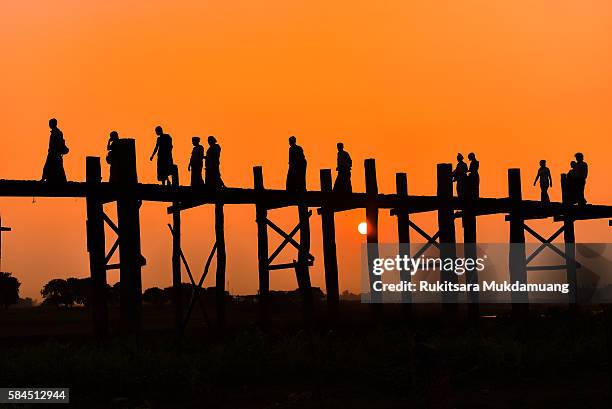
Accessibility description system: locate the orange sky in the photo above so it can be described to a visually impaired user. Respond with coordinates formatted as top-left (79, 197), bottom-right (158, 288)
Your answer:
top-left (0, 0), bottom-right (611, 300)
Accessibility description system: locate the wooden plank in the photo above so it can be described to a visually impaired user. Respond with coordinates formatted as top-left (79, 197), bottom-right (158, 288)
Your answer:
top-left (526, 265), bottom-right (568, 271)
top-left (5, 177), bottom-right (612, 223)
top-left (269, 260), bottom-right (314, 271)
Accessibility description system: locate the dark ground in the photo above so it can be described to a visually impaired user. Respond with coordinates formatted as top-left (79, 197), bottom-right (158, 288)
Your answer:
top-left (0, 302), bottom-right (611, 409)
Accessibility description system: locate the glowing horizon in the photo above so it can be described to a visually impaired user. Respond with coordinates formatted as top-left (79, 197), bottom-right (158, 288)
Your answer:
top-left (1, 1), bottom-right (610, 300)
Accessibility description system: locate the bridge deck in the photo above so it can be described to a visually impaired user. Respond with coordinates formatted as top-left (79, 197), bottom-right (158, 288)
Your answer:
top-left (0, 179), bottom-right (611, 220)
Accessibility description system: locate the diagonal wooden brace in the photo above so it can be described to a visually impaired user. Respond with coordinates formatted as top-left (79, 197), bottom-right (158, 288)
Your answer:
top-left (525, 225), bottom-right (565, 264)
top-left (407, 219), bottom-right (441, 250)
top-left (168, 224), bottom-right (213, 329)
top-left (266, 213), bottom-right (315, 263)
top-left (412, 231), bottom-right (441, 260)
top-left (523, 224), bottom-right (572, 263)
top-left (268, 222), bottom-right (302, 264)
top-left (104, 238), bottom-right (120, 265)
top-left (102, 211), bottom-right (119, 235)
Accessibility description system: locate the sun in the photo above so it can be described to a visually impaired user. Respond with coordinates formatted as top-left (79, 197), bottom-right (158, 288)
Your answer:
top-left (358, 222), bottom-right (368, 235)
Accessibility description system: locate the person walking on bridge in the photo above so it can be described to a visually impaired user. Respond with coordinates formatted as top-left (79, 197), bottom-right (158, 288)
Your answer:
top-left (286, 136), bottom-right (307, 193)
top-left (467, 152), bottom-right (480, 199)
top-left (106, 131), bottom-right (120, 183)
top-left (452, 153), bottom-right (468, 199)
top-left (41, 118), bottom-right (68, 184)
top-left (188, 136), bottom-right (204, 187)
top-left (204, 136), bottom-right (224, 189)
top-left (533, 160), bottom-right (552, 203)
top-left (574, 152), bottom-right (588, 206)
top-left (150, 126), bottom-right (174, 186)
top-left (333, 142), bottom-right (352, 193)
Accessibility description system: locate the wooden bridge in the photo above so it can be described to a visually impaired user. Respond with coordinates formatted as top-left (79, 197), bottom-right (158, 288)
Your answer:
top-left (1, 138), bottom-right (611, 336)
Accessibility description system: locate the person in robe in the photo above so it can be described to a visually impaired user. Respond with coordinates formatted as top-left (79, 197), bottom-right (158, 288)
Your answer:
top-left (41, 118), bottom-right (68, 184)
top-left (467, 152), bottom-right (480, 199)
top-left (452, 153), bottom-right (468, 199)
top-left (286, 136), bottom-right (307, 192)
top-left (204, 136), bottom-right (224, 189)
top-left (188, 136), bottom-right (204, 187)
top-left (333, 142), bottom-right (352, 193)
top-left (150, 126), bottom-right (174, 186)
top-left (573, 152), bottom-right (588, 205)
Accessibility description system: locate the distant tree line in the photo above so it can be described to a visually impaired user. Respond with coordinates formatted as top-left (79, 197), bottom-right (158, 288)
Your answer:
top-left (0, 272), bottom-right (20, 308)
top-left (40, 278), bottom-right (96, 307)
top-left (0, 272), bottom-right (328, 309)
top-left (38, 278), bottom-right (231, 308)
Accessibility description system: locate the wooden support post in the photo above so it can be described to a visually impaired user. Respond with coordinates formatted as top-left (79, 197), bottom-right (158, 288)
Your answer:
top-left (253, 166), bottom-right (269, 326)
top-left (115, 139), bottom-right (143, 333)
top-left (215, 202), bottom-right (227, 328)
top-left (320, 169), bottom-right (340, 323)
top-left (508, 168), bottom-right (528, 315)
top-left (296, 204), bottom-right (314, 324)
top-left (171, 168), bottom-right (182, 333)
top-left (86, 157), bottom-right (108, 338)
top-left (437, 164), bottom-right (458, 306)
top-left (395, 173), bottom-right (412, 315)
top-left (365, 159), bottom-right (382, 309)
top-left (561, 173), bottom-right (578, 307)
top-left (462, 178), bottom-right (479, 320)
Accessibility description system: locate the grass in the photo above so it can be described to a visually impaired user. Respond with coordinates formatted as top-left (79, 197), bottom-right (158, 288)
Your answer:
top-left (0, 304), bottom-right (611, 408)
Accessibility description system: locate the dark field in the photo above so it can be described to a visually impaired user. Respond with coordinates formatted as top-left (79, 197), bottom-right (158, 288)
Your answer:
top-left (1, 303), bottom-right (611, 409)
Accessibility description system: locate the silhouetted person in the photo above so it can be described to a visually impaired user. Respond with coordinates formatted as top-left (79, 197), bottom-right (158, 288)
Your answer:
top-left (574, 152), bottom-right (588, 205)
top-left (106, 131), bottom-right (120, 183)
top-left (452, 153), bottom-right (468, 199)
top-left (533, 160), bottom-right (552, 203)
top-left (567, 161), bottom-right (579, 205)
top-left (41, 118), bottom-right (68, 184)
top-left (150, 126), bottom-right (174, 186)
top-left (467, 152), bottom-right (480, 199)
top-left (286, 136), bottom-right (307, 192)
top-left (333, 142), bottom-right (352, 193)
top-left (204, 136), bottom-right (224, 189)
top-left (188, 136), bottom-right (204, 187)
